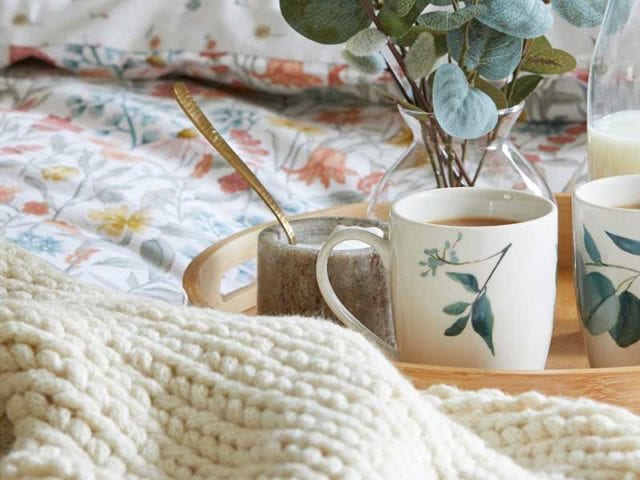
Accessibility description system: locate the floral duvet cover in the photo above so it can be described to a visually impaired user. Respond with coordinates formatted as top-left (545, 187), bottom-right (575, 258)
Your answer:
top-left (0, 64), bottom-right (586, 304)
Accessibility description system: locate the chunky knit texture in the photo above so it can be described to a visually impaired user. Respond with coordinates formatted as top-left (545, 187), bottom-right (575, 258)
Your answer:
top-left (1, 242), bottom-right (640, 479)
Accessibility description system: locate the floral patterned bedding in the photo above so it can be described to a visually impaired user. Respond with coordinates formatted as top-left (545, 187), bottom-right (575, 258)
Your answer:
top-left (0, 63), bottom-right (587, 304)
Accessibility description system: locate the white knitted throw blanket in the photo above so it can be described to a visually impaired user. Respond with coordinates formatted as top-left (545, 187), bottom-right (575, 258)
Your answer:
top-left (1, 242), bottom-right (640, 479)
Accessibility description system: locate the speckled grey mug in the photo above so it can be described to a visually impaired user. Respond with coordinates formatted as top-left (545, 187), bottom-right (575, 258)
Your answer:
top-left (257, 217), bottom-right (395, 347)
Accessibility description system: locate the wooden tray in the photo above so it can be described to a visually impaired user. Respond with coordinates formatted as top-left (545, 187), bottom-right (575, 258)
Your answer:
top-left (184, 194), bottom-right (640, 414)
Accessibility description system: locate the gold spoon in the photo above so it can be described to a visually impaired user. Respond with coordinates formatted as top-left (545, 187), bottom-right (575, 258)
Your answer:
top-left (173, 82), bottom-right (297, 245)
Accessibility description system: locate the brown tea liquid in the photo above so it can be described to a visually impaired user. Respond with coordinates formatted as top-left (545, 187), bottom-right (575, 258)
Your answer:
top-left (427, 216), bottom-right (519, 227)
top-left (615, 203), bottom-right (640, 210)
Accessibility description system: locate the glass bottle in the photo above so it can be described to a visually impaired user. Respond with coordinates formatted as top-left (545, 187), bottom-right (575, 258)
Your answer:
top-left (588, 0), bottom-right (640, 179)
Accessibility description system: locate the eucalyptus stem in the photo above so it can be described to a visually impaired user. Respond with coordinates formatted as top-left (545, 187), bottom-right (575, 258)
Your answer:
top-left (446, 135), bottom-right (455, 186)
top-left (470, 131), bottom-right (495, 186)
top-left (458, 21), bottom-right (472, 73)
top-left (504, 39), bottom-right (532, 102)
top-left (385, 59), bottom-right (412, 103)
top-left (421, 123), bottom-right (446, 188)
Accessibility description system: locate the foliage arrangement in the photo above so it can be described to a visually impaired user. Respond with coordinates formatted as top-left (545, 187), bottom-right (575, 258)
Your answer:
top-left (280, 0), bottom-right (605, 187)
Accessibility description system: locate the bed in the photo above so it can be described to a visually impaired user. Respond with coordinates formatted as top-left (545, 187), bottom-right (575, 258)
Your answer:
top-left (0, 0), bottom-right (592, 304)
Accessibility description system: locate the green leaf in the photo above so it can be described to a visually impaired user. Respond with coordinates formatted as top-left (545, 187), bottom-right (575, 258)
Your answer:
top-left (417, 4), bottom-right (487, 32)
top-left (345, 28), bottom-right (388, 56)
top-left (398, 25), bottom-right (431, 47)
top-left (141, 238), bottom-right (175, 272)
top-left (443, 301), bottom-right (470, 316)
top-left (521, 36), bottom-right (577, 75)
top-left (280, 0), bottom-right (371, 44)
top-left (476, 0), bottom-right (553, 39)
top-left (386, 0), bottom-right (416, 16)
top-left (378, 0), bottom-right (430, 38)
top-left (447, 20), bottom-right (523, 80)
top-left (445, 315), bottom-right (470, 336)
top-left (508, 74), bottom-right (543, 106)
top-left (446, 272), bottom-right (480, 293)
top-left (475, 77), bottom-right (508, 109)
top-left (610, 291), bottom-right (640, 348)
top-left (405, 32), bottom-right (437, 80)
top-left (433, 63), bottom-right (498, 139)
top-left (552, 0), bottom-right (606, 28)
top-left (578, 271), bottom-right (619, 335)
top-left (606, 231), bottom-right (640, 256)
top-left (584, 226), bottom-right (602, 263)
top-left (342, 50), bottom-right (386, 74)
top-left (433, 33), bottom-right (449, 57)
top-left (471, 293), bottom-right (495, 355)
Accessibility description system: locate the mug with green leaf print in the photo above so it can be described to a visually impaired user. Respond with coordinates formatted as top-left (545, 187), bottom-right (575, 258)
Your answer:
top-left (574, 175), bottom-right (640, 367)
top-left (316, 188), bottom-right (557, 370)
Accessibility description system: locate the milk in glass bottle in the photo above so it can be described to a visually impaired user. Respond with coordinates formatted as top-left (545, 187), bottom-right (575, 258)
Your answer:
top-left (588, 0), bottom-right (640, 179)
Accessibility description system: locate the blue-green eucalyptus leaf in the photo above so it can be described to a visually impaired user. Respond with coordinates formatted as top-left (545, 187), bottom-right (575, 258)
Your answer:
top-left (447, 20), bottom-right (522, 80)
top-left (443, 301), bottom-right (470, 315)
top-left (345, 28), bottom-right (388, 56)
top-left (476, 0), bottom-right (553, 39)
top-left (610, 291), bottom-right (640, 347)
top-left (445, 315), bottom-right (470, 336)
top-left (579, 271), bottom-right (619, 335)
top-left (588, 293), bottom-right (620, 335)
top-left (471, 292), bottom-right (495, 354)
top-left (341, 50), bottom-right (386, 74)
top-left (405, 32), bottom-right (437, 80)
top-left (584, 226), bottom-right (602, 263)
top-left (417, 4), bottom-right (487, 32)
top-left (606, 231), bottom-right (640, 256)
top-left (280, 0), bottom-right (371, 44)
top-left (552, 0), bottom-right (606, 28)
top-left (433, 63), bottom-right (498, 139)
top-left (446, 272), bottom-right (480, 293)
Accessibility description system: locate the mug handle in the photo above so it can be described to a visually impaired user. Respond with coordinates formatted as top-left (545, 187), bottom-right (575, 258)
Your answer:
top-left (315, 228), bottom-right (397, 358)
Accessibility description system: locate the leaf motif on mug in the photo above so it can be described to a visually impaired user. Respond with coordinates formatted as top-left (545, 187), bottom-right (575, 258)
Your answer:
top-left (446, 272), bottom-right (480, 293)
top-left (443, 301), bottom-right (470, 315)
top-left (471, 293), bottom-right (495, 355)
top-left (606, 231), bottom-right (640, 256)
top-left (445, 315), bottom-right (469, 336)
top-left (583, 226), bottom-right (602, 263)
top-left (582, 271), bottom-right (619, 335)
top-left (609, 291), bottom-right (640, 347)
top-left (420, 235), bottom-right (510, 355)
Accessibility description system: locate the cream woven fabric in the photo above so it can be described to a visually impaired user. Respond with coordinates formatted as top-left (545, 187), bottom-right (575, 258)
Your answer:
top-left (1, 241), bottom-right (640, 479)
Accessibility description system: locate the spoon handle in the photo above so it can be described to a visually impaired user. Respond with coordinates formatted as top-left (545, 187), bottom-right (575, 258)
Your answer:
top-left (173, 82), bottom-right (297, 245)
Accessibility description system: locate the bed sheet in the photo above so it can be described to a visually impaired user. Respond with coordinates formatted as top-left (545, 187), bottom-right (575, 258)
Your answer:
top-left (0, 65), bottom-right (586, 304)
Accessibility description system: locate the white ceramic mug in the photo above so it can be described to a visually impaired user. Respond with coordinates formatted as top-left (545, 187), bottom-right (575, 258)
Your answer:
top-left (316, 188), bottom-right (558, 369)
top-left (573, 175), bottom-right (640, 367)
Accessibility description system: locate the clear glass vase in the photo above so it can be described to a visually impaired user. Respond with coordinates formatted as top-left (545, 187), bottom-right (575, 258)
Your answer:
top-left (367, 103), bottom-right (553, 218)
top-left (588, 0), bottom-right (640, 179)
